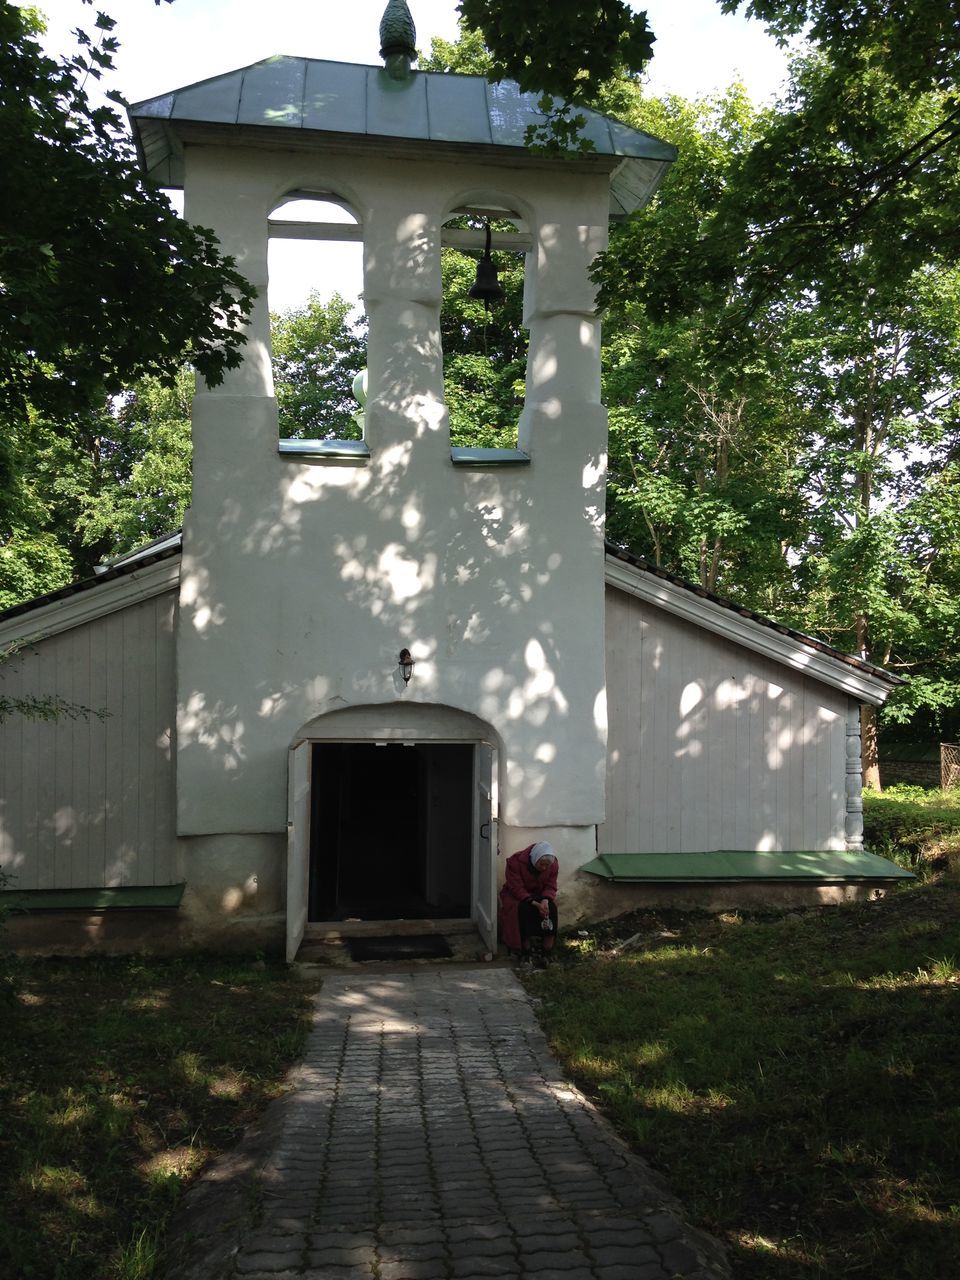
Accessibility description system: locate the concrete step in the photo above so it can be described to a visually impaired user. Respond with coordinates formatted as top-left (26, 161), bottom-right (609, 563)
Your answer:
top-left (295, 918), bottom-right (498, 970)
top-left (303, 916), bottom-right (478, 939)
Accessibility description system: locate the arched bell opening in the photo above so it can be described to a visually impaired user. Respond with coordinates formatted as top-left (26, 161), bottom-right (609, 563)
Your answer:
top-left (439, 201), bottom-right (530, 451)
top-left (267, 191), bottom-right (367, 444)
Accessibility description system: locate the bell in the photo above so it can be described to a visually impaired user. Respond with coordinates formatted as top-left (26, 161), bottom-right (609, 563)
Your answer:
top-left (468, 222), bottom-right (505, 310)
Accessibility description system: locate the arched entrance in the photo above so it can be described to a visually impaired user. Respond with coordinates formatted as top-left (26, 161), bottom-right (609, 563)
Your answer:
top-left (286, 704), bottom-right (499, 960)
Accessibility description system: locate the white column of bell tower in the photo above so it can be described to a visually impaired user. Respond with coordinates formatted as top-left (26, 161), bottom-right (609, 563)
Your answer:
top-left (362, 181), bottom-right (445, 450)
top-left (494, 179), bottom-right (611, 878)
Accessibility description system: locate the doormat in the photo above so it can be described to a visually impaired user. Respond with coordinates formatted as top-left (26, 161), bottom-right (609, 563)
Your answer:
top-left (346, 934), bottom-right (454, 962)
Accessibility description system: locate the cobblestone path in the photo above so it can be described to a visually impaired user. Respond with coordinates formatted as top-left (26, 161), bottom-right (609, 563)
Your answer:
top-left (164, 967), bottom-right (728, 1280)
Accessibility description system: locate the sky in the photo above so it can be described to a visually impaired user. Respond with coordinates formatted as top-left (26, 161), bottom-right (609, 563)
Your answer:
top-left (32, 0), bottom-right (790, 104)
top-left (28, 1), bottom-right (792, 311)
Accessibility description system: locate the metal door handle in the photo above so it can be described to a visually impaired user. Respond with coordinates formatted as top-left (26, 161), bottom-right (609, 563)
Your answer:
top-left (479, 822), bottom-right (490, 840)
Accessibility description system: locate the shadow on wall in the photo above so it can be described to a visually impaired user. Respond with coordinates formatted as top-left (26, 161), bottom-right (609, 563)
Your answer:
top-left (179, 243), bottom-right (608, 816)
top-left (0, 597), bottom-right (177, 892)
top-left (603, 594), bottom-right (851, 855)
top-left (178, 442), bottom-right (600, 812)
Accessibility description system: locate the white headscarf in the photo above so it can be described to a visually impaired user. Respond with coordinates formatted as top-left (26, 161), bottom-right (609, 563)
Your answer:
top-left (529, 841), bottom-right (557, 870)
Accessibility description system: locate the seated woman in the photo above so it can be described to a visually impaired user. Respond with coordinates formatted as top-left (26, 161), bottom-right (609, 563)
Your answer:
top-left (499, 841), bottom-right (559, 965)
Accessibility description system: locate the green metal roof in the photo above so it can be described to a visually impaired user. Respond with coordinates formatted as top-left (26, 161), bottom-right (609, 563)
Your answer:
top-left (128, 55), bottom-right (676, 217)
top-left (2, 884), bottom-right (186, 910)
top-left (278, 438), bottom-right (370, 461)
top-left (450, 447), bottom-right (530, 466)
top-left (581, 850), bottom-right (915, 883)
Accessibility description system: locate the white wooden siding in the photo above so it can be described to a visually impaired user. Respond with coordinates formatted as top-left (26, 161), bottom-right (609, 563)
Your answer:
top-left (0, 592), bottom-right (177, 890)
top-left (602, 584), bottom-right (848, 854)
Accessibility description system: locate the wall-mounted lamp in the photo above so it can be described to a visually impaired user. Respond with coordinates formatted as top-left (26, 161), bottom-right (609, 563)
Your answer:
top-left (398, 648), bottom-right (415, 684)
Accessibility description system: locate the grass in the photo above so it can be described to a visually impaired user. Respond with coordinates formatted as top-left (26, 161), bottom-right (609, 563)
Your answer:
top-left (0, 954), bottom-right (314, 1280)
top-left (529, 879), bottom-right (960, 1279)
top-left (863, 783), bottom-right (960, 876)
top-left (4, 799), bottom-right (958, 1280)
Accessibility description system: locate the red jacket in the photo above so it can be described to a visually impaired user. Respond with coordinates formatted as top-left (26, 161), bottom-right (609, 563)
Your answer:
top-left (498, 846), bottom-right (558, 950)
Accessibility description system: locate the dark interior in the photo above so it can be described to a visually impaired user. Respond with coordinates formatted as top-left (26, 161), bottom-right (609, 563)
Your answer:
top-left (308, 742), bottom-right (474, 921)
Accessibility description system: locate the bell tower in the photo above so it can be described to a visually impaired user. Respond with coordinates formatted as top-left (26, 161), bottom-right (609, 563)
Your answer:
top-left (128, 4), bottom-right (674, 945)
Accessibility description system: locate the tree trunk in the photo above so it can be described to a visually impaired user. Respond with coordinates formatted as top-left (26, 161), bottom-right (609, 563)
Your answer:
top-left (861, 702), bottom-right (881, 791)
top-left (855, 607), bottom-right (881, 789)
top-left (852, 393), bottom-right (879, 787)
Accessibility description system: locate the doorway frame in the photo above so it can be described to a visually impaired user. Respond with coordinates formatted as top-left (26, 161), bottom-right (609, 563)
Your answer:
top-left (286, 704), bottom-right (500, 961)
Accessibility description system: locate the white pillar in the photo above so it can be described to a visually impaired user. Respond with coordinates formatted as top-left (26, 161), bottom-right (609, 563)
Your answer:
top-left (362, 194), bottom-right (444, 450)
top-left (846, 699), bottom-right (864, 851)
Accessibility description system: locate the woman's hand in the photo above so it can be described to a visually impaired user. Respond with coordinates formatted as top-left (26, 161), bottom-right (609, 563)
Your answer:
top-left (536, 899), bottom-right (549, 918)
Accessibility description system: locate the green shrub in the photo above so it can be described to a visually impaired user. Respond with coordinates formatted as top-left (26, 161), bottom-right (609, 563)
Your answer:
top-left (863, 784), bottom-right (960, 873)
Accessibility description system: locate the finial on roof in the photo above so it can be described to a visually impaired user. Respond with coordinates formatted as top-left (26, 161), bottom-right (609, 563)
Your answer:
top-left (380, 0), bottom-right (417, 80)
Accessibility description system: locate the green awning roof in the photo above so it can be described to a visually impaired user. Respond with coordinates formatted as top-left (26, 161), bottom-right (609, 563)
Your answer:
top-left (2, 884), bottom-right (186, 911)
top-left (581, 851), bottom-right (914, 883)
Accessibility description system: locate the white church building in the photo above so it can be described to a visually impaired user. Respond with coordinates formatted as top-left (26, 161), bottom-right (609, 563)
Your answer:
top-left (0, 11), bottom-right (908, 957)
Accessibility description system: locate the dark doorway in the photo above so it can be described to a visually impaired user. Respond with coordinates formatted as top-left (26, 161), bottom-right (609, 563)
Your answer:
top-left (308, 742), bottom-right (473, 921)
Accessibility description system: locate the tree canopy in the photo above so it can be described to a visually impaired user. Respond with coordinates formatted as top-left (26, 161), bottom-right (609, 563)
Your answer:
top-left (0, 3), bottom-right (254, 430)
top-left (457, 0), bottom-right (655, 100)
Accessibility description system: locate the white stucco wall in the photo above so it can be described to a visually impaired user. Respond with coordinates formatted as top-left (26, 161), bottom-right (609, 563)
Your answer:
top-left (176, 144), bottom-right (611, 845)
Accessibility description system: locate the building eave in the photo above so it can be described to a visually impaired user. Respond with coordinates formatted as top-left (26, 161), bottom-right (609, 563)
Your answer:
top-left (604, 553), bottom-right (899, 707)
top-left (0, 551), bottom-right (181, 648)
top-left (127, 55), bottom-right (676, 217)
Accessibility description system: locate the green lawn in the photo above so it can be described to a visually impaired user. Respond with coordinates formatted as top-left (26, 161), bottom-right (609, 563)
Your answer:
top-left (528, 879), bottom-right (960, 1279)
top-left (0, 955), bottom-right (313, 1280)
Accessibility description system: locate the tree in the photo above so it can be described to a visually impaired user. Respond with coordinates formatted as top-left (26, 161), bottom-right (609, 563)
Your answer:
top-left (456, 0), bottom-right (654, 145)
top-left (464, 0), bottom-right (959, 98)
top-left (723, 0), bottom-right (960, 92)
top-left (0, 368), bottom-right (193, 608)
top-left (271, 294), bottom-right (367, 441)
top-left (463, 0), bottom-right (960, 283)
top-left (439, 234), bottom-right (528, 449)
top-left (593, 87), bottom-right (812, 613)
top-left (883, 464), bottom-right (960, 733)
top-left (587, 58), bottom-right (960, 783)
top-left (783, 261), bottom-right (960, 785)
top-left (457, 0), bottom-right (655, 100)
top-left (0, 3), bottom-right (255, 430)
top-left (714, 59), bottom-right (960, 318)
top-left (0, 294), bottom-right (372, 610)
top-left (74, 369), bottom-right (194, 558)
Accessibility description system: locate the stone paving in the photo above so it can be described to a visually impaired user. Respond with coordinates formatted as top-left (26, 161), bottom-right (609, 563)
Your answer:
top-left (163, 967), bottom-right (729, 1280)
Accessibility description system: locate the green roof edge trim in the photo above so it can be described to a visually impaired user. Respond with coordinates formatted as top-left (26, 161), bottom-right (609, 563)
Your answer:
top-left (1, 884), bottom-right (187, 911)
top-left (581, 851), bottom-right (915, 883)
top-left (278, 439), bottom-right (370, 460)
top-left (451, 447), bottom-right (530, 466)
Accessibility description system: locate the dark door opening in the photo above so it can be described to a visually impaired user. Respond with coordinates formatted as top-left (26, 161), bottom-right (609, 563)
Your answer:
top-left (308, 742), bottom-right (474, 921)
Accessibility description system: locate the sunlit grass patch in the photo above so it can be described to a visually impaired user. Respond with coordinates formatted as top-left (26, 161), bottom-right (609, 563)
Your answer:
top-left (208, 1069), bottom-right (244, 1099)
top-left (138, 1145), bottom-right (205, 1180)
